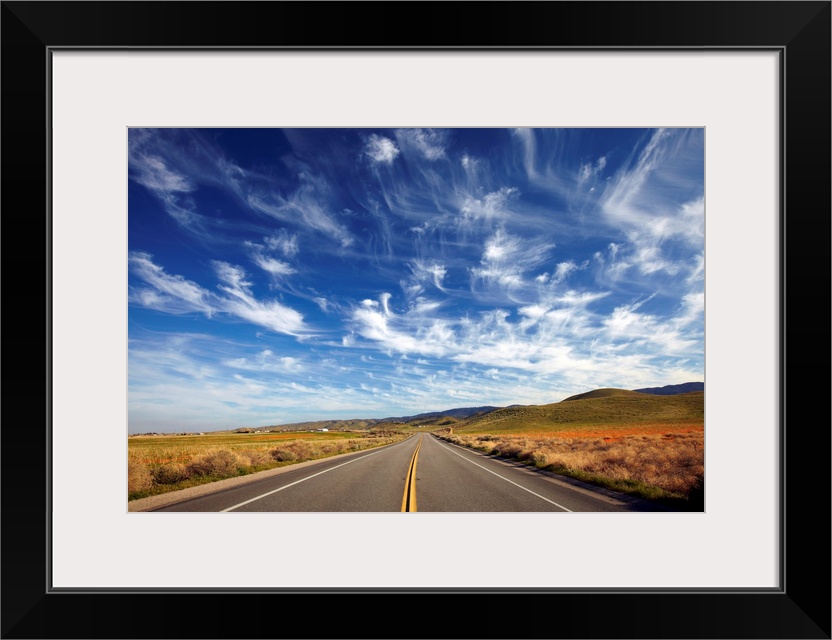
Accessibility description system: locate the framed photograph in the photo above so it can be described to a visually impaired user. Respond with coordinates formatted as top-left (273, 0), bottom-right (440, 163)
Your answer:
top-left (3, 2), bottom-right (829, 638)
top-left (123, 124), bottom-right (708, 518)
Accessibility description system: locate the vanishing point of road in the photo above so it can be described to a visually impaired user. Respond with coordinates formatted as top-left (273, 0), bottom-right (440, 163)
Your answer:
top-left (149, 434), bottom-right (665, 512)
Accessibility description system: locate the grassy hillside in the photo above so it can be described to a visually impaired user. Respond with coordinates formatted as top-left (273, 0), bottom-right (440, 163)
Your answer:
top-left (561, 388), bottom-right (646, 402)
top-left (450, 390), bottom-right (704, 434)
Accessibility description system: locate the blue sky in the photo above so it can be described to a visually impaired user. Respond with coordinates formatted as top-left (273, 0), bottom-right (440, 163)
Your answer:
top-left (128, 128), bottom-right (704, 433)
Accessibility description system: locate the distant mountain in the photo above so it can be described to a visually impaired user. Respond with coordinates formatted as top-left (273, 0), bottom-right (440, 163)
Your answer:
top-left (633, 382), bottom-right (704, 395)
top-left (237, 406), bottom-right (502, 432)
top-left (378, 406), bottom-right (501, 424)
top-left (249, 418), bottom-right (382, 433)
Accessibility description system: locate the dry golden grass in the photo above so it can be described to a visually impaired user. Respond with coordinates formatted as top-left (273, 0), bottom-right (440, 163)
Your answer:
top-left (128, 431), bottom-right (408, 500)
top-left (127, 457), bottom-right (154, 493)
top-left (442, 428), bottom-right (704, 507)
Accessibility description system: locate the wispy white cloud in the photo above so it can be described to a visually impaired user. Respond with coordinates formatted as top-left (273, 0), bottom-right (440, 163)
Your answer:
top-left (350, 293), bottom-right (454, 357)
top-left (379, 292), bottom-right (392, 316)
top-left (395, 128), bottom-right (448, 161)
top-left (252, 255), bottom-right (296, 278)
top-left (129, 252), bottom-right (214, 315)
top-left (535, 260), bottom-right (587, 286)
top-left (578, 155), bottom-right (607, 184)
top-left (470, 229), bottom-right (553, 296)
top-left (675, 195), bottom-right (705, 244)
top-left (245, 236), bottom-right (298, 281)
top-left (128, 130), bottom-right (243, 240)
top-left (513, 128), bottom-right (537, 179)
top-left (129, 156), bottom-right (205, 234)
top-left (129, 252), bottom-right (310, 337)
top-left (687, 252), bottom-right (705, 283)
top-left (674, 292), bottom-right (704, 328)
top-left (364, 134), bottom-right (400, 164)
top-left (602, 296), bottom-right (697, 354)
top-left (601, 129), bottom-right (668, 225)
top-left (458, 186), bottom-right (518, 226)
top-left (593, 242), bottom-right (632, 284)
top-left (131, 154), bottom-right (194, 193)
top-left (594, 130), bottom-right (704, 278)
top-left (213, 261), bottom-right (308, 336)
top-left (224, 350), bottom-right (305, 374)
top-left (555, 260), bottom-right (580, 281)
top-left (402, 260), bottom-right (448, 298)
top-left (265, 229), bottom-right (300, 257)
top-left (247, 171), bottom-right (354, 248)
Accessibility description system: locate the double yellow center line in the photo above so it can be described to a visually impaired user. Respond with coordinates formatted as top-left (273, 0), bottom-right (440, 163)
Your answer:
top-left (401, 434), bottom-right (423, 512)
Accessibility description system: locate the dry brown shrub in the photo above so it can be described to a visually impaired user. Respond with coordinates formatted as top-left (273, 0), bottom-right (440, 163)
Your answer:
top-left (240, 449), bottom-right (273, 467)
top-left (271, 447), bottom-right (298, 462)
top-left (128, 460), bottom-right (154, 493)
top-left (493, 441), bottom-right (524, 458)
top-left (530, 450), bottom-right (552, 466)
top-left (151, 463), bottom-right (191, 485)
top-left (348, 439), bottom-right (370, 451)
top-left (186, 450), bottom-right (244, 477)
top-left (287, 441), bottom-right (314, 460)
top-left (516, 446), bottom-right (537, 461)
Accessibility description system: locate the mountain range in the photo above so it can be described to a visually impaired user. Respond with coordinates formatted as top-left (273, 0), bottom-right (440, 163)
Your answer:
top-left (239, 382), bottom-right (703, 432)
top-left (633, 382), bottom-right (704, 395)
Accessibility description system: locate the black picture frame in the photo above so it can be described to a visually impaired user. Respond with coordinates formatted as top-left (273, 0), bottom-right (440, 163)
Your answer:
top-left (2, 2), bottom-right (829, 638)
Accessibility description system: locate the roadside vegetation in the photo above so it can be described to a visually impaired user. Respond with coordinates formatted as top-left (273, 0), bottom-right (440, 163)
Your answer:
top-left (436, 429), bottom-right (703, 509)
top-left (435, 390), bottom-right (705, 510)
top-left (128, 429), bottom-right (407, 501)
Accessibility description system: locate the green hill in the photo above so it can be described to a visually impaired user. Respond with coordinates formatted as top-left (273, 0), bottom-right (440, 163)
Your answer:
top-left (451, 389), bottom-right (704, 434)
top-left (562, 388), bottom-right (647, 402)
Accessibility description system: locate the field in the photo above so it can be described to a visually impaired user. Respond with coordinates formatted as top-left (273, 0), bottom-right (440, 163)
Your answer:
top-left (127, 429), bottom-right (407, 500)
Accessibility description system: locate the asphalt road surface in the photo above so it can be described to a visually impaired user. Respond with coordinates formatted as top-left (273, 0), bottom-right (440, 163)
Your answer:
top-left (153, 434), bottom-right (665, 512)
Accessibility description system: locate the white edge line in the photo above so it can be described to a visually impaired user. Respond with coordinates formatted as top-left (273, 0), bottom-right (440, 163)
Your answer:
top-left (220, 446), bottom-right (391, 512)
top-left (432, 436), bottom-right (574, 512)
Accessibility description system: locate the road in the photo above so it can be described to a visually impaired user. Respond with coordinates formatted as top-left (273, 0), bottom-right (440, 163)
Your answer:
top-left (153, 433), bottom-right (664, 512)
